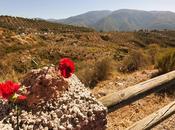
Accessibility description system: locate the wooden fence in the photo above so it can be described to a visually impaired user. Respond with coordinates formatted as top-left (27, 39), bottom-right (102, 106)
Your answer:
top-left (99, 70), bottom-right (175, 129)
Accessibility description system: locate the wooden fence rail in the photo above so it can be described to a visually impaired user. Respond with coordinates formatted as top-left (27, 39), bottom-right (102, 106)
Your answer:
top-left (99, 70), bottom-right (175, 108)
top-left (126, 100), bottom-right (175, 130)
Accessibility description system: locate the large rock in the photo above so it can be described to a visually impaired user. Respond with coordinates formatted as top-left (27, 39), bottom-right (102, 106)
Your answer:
top-left (0, 66), bottom-right (107, 130)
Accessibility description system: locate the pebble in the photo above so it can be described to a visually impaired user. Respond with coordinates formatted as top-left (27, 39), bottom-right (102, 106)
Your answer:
top-left (67, 124), bottom-right (73, 130)
top-left (116, 82), bottom-right (124, 86)
top-left (56, 110), bottom-right (63, 118)
top-left (58, 125), bottom-right (66, 130)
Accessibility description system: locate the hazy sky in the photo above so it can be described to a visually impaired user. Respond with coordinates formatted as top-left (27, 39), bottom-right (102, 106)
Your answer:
top-left (0, 0), bottom-right (175, 19)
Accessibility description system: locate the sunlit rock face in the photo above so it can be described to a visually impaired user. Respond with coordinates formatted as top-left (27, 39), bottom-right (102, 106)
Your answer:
top-left (0, 66), bottom-right (107, 130)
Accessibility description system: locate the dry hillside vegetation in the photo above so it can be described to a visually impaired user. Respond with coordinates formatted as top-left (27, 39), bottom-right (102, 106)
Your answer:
top-left (0, 16), bottom-right (175, 129)
top-left (0, 16), bottom-right (93, 33)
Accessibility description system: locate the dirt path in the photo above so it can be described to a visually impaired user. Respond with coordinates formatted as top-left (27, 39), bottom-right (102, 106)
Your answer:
top-left (91, 69), bottom-right (175, 130)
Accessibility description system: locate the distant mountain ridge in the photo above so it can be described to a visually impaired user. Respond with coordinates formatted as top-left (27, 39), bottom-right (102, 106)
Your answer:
top-left (49, 10), bottom-right (112, 27)
top-left (48, 9), bottom-right (175, 31)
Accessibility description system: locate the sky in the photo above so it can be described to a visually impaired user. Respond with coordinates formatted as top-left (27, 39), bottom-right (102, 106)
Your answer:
top-left (0, 0), bottom-right (175, 19)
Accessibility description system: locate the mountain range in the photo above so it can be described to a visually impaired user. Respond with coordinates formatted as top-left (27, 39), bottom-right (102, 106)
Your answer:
top-left (48, 9), bottom-right (175, 31)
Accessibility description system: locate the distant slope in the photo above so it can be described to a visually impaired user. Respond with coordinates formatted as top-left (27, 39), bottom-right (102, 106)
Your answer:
top-left (0, 16), bottom-right (94, 33)
top-left (49, 10), bottom-right (112, 27)
top-left (52, 9), bottom-right (175, 31)
top-left (95, 9), bottom-right (175, 31)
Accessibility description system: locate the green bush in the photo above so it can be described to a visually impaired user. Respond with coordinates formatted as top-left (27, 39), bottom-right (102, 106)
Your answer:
top-left (155, 49), bottom-right (175, 74)
top-left (119, 50), bottom-right (150, 73)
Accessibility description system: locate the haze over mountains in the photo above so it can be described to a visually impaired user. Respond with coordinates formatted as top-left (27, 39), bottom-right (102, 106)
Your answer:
top-left (48, 9), bottom-right (175, 31)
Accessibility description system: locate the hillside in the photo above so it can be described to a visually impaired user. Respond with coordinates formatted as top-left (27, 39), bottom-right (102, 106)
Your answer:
top-left (50, 10), bottom-right (112, 27)
top-left (0, 15), bottom-right (175, 129)
top-left (52, 9), bottom-right (175, 31)
top-left (0, 15), bottom-right (94, 33)
top-left (1, 16), bottom-right (175, 87)
top-left (1, 25), bottom-right (175, 81)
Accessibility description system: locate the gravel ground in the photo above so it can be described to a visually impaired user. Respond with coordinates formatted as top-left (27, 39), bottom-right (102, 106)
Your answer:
top-left (0, 66), bottom-right (107, 130)
top-left (91, 69), bottom-right (175, 130)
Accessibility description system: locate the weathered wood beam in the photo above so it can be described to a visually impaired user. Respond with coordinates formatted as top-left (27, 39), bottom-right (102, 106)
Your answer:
top-left (99, 70), bottom-right (175, 108)
top-left (126, 101), bottom-right (175, 130)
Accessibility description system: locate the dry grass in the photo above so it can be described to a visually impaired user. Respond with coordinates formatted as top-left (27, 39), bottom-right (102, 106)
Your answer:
top-left (155, 48), bottom-right (175, 97)
top-left (1, 26), bottom-right (175, 88)
top-left (118, 49), bottom-right (150, 73)
top-left (146, 44), bottom-right (160, 64)
top-left (77, 57), bottom-right (113, 88)
top-left (155, 48), bottom-right (175, 74)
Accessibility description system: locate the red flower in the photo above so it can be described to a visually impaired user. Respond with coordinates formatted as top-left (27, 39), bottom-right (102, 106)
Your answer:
top-left (59, 58), bottom-right (75, 78)
top-left (0, 81), bottom-right (20, 99)
top-left (16, 95), bottom-right (27, 102)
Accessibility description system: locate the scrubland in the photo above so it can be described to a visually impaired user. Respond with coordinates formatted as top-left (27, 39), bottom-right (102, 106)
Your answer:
top-left (0, 16), bottom-right (175, 129)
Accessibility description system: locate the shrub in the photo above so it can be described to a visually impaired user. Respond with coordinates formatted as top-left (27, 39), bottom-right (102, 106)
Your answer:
top-left (77, 57), bottom-right (112, 88)
top-left (146, 44), bottom-right (160, 64)
top-left (13, 61), bottom-right (30, 73)
top-left (155, 49), bottom-right (175, 97)
top-left (100, 35), bottom-right (110, 41)
top-left (155, 49), bottom-right (175, 74)
top-left (119, 49), bottom-right (150, 73)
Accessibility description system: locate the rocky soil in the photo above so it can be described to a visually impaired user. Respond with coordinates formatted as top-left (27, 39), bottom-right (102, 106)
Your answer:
top-left (0, 67), bottom-right (174, 130)
top-left (0, 66), bottom-right (107, 130)
top-left (91, 69), bottom-right (175, 130)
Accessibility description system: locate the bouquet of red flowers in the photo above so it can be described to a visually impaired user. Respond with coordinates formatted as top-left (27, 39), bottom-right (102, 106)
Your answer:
top-left (0, 81), bottom-right (27, 130)
top-left (0, 58), bottom-right (75, 130)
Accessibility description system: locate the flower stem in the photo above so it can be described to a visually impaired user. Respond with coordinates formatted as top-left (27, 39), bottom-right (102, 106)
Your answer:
top-left (16, 105), bottom-right (19, 130)
top-left (44, 64), bottom-right (52, 77)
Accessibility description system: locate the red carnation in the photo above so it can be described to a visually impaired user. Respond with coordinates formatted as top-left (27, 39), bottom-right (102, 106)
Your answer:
top-left (0, 90), bottom-right (2, 97)
top-left (16, 95), bottom-right (27, 102)
top-left (0, 81), bottom-right (20, 99)
top-left (59, 58), bottom-right (75, 78)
